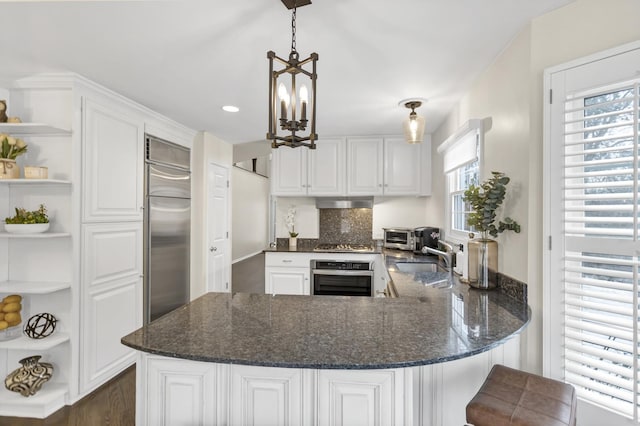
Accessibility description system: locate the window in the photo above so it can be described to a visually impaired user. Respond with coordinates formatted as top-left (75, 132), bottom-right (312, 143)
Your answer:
top-left (438, 120), bottom-right (483, 241)
top-left (449, 159), bottom-right (478, 234)
top-left (545, 42), bottom-right (640, 424)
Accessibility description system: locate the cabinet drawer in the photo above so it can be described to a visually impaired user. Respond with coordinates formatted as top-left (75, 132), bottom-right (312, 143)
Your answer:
top-left (265, 253), bottom-right (312, 268)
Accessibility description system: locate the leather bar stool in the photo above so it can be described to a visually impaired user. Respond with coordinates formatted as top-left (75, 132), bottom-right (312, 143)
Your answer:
top-left (466, 364), bottom-right (577, 426)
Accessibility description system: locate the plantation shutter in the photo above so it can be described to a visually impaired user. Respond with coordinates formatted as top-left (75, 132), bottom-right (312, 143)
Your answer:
top-left (561, 80), bottom-right (640, 419)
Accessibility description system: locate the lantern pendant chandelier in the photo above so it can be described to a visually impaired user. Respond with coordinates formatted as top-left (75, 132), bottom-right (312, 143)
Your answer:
top-left (267, 0), bottom-right (318, 149)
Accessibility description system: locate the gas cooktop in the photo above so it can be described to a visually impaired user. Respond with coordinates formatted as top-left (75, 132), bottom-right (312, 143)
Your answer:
top-left (313, 243), bottom-right (375, 253)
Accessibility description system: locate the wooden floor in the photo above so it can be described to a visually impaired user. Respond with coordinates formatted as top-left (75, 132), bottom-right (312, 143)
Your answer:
top-left (0, 365), bottom-right (135, 426)
top-left (232, 253), bottom-right (265, 294)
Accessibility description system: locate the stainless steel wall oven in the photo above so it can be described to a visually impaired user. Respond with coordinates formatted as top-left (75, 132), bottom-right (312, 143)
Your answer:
top-left (311, 260), bottom-right (374, 297)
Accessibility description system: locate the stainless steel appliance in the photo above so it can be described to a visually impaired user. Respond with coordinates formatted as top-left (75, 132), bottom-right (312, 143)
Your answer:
top-left (382, 228), bottom-right (415, 251)
top-left (414, 226), bottom-right (440, 254)
top-left (311, 260), bottom-right (374, 296)
top-left (144, 135), bottom-right (191, 324)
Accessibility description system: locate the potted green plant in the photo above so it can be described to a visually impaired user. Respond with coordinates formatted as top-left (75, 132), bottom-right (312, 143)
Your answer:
top-left (0, 133), bottom-right (27, 179)
top-left (4, 204), bottom-right (50, 234)
top-left (463, 172), bottom-right (520, 289)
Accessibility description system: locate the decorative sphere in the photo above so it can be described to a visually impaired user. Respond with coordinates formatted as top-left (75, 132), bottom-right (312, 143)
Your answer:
top-left (24, 313), bottom-right (57, 339)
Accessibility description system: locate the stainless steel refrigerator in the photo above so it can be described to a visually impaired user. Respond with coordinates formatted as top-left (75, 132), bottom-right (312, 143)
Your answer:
top-left (144, 135), bottom-right (191, 324)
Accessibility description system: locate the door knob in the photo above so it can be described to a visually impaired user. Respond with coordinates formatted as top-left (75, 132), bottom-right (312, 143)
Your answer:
top-left (210, 246), bottom-right (217, 252)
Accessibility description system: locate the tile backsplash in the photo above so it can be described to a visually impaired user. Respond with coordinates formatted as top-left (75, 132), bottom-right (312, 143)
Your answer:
top-left (318, 208), bottom-right (372, 244)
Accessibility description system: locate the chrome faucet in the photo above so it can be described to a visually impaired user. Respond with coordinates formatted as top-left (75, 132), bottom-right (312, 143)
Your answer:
top-left (422, 244), bottom-right (453, 273)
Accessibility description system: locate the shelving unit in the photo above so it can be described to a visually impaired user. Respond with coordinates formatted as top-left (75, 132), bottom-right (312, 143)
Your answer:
top-left (0, 333), bottom-right (70, 350)
top-left (0, 179), bottom-right (71, 185)
top-left (0, 280), bottom-right (70, 294)
top-left (0, 383), bottom-right (68, 418)
top-left (0, 123), bottom-right (70, 136)
top-left (0, 232), bottom-right (70, 239)
top-left (0, 99), bottom-right (75, 418)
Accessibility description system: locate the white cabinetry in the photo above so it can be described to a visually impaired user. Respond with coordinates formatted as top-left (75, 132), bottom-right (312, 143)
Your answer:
top-left (271, 138), bottom-right (346, 196)
top-left (346, 137), bottom-right (384, 195)
top-left (347, 136), bottom-right (430, 196)
top-left (82, 97), bottom-right (144, 222)
top-left (265, 253), bottom-right (312, 295)
top-left (318, 369), bottom-right (406, 426)
top-left (137, 336), bottom-right (521, 426)
top-left (143, 356), bottom-right (221, 426)
top-left (79, 91), bottom-right (144, 395)
top-left (231, 364), bottom-right (309, 426)
top-left (0, 74), bottom-right (194, 418)
top-left (80, 222), bottom-right (142, 392)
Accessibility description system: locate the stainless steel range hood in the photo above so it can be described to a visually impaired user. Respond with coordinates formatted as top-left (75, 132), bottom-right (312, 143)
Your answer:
top-left (315, 197), bottom-right (374, 209)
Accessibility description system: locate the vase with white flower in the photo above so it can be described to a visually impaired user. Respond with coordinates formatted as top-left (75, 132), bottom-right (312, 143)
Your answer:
top-left (0, 133), bottom-right (27, 179)
top-left (285, 205), bottom-right (299, 248)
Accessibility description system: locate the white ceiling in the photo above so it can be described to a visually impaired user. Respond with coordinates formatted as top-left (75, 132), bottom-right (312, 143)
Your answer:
top-left (0, 0), bottom-right (575, 144)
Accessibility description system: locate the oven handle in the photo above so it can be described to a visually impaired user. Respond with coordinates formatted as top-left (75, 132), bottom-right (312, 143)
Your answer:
top-left (312, 269), bottom-right (374, 276)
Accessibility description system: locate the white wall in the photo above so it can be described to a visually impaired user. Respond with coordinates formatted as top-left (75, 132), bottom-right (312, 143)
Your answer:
top-left (191, 131), bottom-right (233, 299)
top-left (231, 167), bottom-right (269, 262)
top-left (428, 0), bottom-right (640, 374)
top-left (273, 197), bottom-right (429, 240)
top-left (372, 197), bottom-right (429, 239)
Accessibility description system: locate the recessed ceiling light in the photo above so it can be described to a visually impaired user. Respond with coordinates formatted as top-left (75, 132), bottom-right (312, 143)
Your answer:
top-left (222, 105), bottom-right (239, 113)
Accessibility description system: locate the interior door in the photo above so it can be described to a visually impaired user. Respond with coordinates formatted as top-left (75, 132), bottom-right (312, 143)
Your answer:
top-left (207, 163), bottom-right (230, 292)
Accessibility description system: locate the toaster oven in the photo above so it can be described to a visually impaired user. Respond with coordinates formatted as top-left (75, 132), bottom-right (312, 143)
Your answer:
top-left (382, 228), bottom-right (415, 251)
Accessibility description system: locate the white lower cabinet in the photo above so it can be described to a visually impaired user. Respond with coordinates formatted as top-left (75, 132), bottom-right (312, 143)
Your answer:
top-left (265, 267), bottom-right (310, 295)
top-left (81, 222), bottom-right (142, 393)
top-left (145, 357), bottom-right (220, 426)
top-left (230, 365), bottom-right (310, 426)
top-left (318, 369), bottom-right (407, 426)
top-left (137, 335), bottom-right (521, 426)
top-left (265, 253), bottom-right (313, 295)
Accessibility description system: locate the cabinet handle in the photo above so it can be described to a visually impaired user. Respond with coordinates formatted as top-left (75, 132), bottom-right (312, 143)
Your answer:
top-left (210, 246), bottom-right (217, 252)
top-left (378, 184), bottom-right (382, 187)
top-left (282, 259), bottom-right (293, 263)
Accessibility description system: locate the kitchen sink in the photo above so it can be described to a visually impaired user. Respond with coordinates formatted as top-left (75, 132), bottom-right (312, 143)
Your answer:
top-left (395, 262), bottom-right (440, 273)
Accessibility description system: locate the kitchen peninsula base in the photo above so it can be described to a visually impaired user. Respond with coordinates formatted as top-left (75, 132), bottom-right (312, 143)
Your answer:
top-left (135, 336), bottom-right (519, 426)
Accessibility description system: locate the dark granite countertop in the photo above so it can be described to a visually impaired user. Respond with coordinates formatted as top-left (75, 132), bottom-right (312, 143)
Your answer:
top-left (122, 250), bottom-right (530, 369)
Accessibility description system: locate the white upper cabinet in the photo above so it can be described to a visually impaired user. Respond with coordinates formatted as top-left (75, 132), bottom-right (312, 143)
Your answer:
top-left (383, 137), bottom-right (421, 196)
top-left (270, 146), bottom-right (308, 196)
top-left (347, 137), bottom-right (384, 195)
top-left (347, 136), bottom-right (431, 196)
top-left (307, 138), bottom-right (346, 196)
top-left (82, 97), bottom-right (144, 222)
top-left (271, 138), bottom-right (346, 196)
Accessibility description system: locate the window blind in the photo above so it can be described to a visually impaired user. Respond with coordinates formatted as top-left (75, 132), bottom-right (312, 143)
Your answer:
top-left (437, 119), bottom-right (482, 174)
top-left (562, 81), bottom-right (640, 419)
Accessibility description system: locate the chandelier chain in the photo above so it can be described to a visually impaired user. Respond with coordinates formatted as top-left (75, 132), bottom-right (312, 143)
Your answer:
top-left (291, 4), bottom-right (297, 53)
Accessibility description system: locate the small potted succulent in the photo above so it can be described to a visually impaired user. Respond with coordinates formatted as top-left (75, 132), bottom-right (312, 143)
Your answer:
top-left (0, 133), bottom-right (27, 179)
top-left (4, 204), bottom-right (50, 234)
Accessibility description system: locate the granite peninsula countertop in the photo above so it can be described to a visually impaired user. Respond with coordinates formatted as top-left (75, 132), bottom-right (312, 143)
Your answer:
top-left (122, 250), bottom-right (530, 369)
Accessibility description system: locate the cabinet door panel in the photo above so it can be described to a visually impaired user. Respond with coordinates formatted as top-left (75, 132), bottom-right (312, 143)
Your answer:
top-left (318, 369), bottom-right (401, 426)
top-left (271, 147), bottom-right (307, 196)
top-left (83, 222), bottom-right (142, 287)
top-left (383, 138), bottom-right (421, 195)
top-left (81, 277), bottom-right (142, 393)
top-left (83, 97), bottom-right (143, 221)
top-left (347, 138), bottom-right (383, 195)
top-left (265, 267), bottom-right (310, 295)
top-left (146, 357), bottom-right (218, 426)
top-left (231, 365), bottom-right (304, 426)
top-left (308, 138), bottom-right (346, 196)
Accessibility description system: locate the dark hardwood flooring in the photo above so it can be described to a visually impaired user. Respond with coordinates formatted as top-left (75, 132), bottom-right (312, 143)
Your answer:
top-left (232, 253), bottom-right (265, 294)
top-left (0, 365), bottom-right (135, 426)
